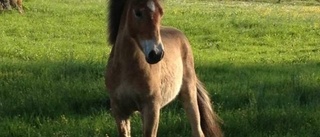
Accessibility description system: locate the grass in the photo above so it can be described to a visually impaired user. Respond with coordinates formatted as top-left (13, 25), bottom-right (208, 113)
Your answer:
top-left (1, 0), bottom-right (320, 136)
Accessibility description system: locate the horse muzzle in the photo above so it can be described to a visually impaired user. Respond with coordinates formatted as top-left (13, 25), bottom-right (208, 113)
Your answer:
top-left (141, 40), bottom-right (164, 64)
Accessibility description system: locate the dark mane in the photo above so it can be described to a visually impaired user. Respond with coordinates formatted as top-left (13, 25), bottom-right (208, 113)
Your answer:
top-left (108, 0), bottom-right (126, 45)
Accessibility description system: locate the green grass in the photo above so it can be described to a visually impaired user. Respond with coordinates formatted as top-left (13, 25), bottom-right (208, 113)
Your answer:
top-left (1, 0), bottom-right (320, 136)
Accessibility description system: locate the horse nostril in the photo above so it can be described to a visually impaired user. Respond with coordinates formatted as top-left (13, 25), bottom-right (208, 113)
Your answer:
top-left (146, 50), bottom-right (163, 64)
top-left (148, 50), bottom-right (157, 59)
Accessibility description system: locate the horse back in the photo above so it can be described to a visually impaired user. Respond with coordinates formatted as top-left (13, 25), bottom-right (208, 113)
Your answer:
top-left (160, 26), bottom-right (194, 62)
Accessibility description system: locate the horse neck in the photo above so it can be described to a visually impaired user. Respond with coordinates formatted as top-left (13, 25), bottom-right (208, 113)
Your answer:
top-left (111, 4), bottom-right (138, 61)
top-left (113, 28), bottom-right (148, 69)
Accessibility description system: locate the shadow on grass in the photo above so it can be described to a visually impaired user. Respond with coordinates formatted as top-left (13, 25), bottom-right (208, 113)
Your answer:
top-left (1, 59), bottom-right (320, 136)
top-left (0, 59), bottom-right (110, 118)
top-left (195, 62), bottom-right (320, 110)
top-left (195, 62), bottom-right (320, 136)
top-left (1, 60), bottom-right (320, 113)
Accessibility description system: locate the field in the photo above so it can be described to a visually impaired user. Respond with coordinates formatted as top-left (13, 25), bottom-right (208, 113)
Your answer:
top-left (1, 0), bottom-right (320, 136)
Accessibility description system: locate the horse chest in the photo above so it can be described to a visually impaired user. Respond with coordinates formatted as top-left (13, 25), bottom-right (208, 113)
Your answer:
top-left (113, 83), bottom-right (146, 111)
top-left (107, 56), bottom-right (183, 109)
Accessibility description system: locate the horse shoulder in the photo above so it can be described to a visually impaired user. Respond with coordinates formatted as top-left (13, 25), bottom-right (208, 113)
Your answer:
top-left (160, 26), bottom-right (191, 49)
top-left (105, 47), bottom-right (121, 92)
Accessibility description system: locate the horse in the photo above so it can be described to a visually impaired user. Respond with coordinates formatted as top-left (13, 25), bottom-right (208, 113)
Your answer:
top-left (0, 0), bottom-right (23, 13)
top-left (105, 0), bottom-right (223, 136)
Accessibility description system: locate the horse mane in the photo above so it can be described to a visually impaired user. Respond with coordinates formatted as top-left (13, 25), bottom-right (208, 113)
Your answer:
top-left (108, 0), bottom-right (126, 45)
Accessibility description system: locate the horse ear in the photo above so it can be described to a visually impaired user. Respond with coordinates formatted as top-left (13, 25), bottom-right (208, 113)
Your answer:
top-left (155, 0), bottom-right (163, 16)
top-left (159, 5), bottom-right (163, 15)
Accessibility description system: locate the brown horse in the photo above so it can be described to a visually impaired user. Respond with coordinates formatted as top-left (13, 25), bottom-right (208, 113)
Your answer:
top-left (105, 0), bottom-right (222, 137)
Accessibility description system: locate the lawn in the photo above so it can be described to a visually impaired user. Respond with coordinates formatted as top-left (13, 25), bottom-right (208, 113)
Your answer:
top-left (0, 0), bottom-right (320, 136)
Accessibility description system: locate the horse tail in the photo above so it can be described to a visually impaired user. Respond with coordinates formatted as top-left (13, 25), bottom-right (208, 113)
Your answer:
top-left (196, 78), bottom-right (223, 137)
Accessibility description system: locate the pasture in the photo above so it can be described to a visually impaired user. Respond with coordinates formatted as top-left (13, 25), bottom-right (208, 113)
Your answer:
top-left (1, 0), bottom-right (320, 136)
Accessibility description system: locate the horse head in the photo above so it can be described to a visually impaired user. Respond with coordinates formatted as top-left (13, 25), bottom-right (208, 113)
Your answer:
top-left (126, 0), bottom-right (164, 64)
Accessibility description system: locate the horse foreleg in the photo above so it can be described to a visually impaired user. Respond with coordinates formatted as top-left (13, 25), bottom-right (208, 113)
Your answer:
top-left (115, 117), bottom-right (131, 137)
top-left (141, 103), bottom-right (160, 137)
top-left (180, 85), bottom-right (205, 137)
top-left (111, 103), bottom-right (131, 137)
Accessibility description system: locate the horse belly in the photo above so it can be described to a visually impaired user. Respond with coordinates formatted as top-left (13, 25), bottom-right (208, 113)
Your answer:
top-left (160, 60), bottom-right (183, 107)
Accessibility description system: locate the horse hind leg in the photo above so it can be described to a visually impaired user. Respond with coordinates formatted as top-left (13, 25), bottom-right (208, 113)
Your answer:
top-left (196, 79), bottom-right (223, 137)
top-left (179, 77), bottom-right (223, 137)
top-left (179, 80), bottom-right (205, 137)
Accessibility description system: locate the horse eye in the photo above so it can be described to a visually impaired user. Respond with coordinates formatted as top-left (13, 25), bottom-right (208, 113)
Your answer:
top-left (134, 9), bottom-right (143, 18)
